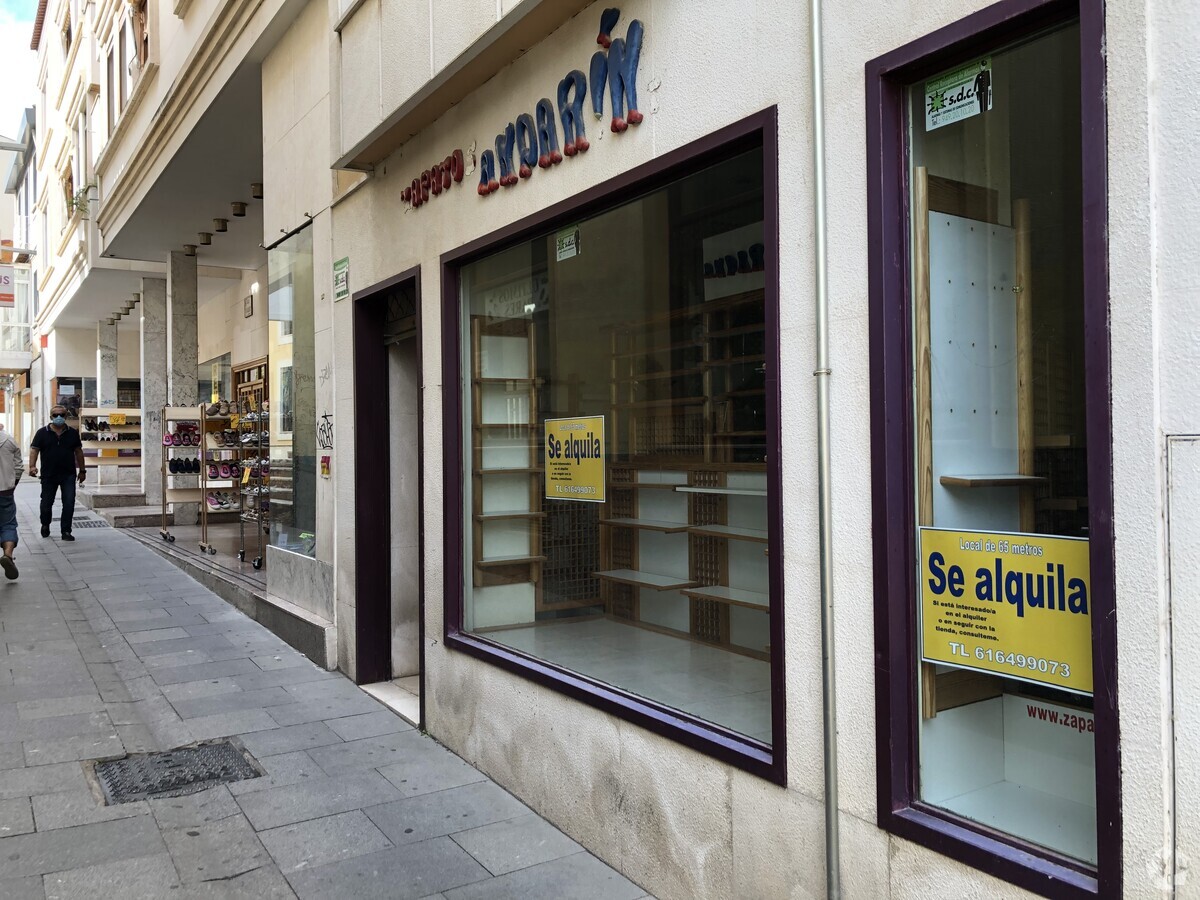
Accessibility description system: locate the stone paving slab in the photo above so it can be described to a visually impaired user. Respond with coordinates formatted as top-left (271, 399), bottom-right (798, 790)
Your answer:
top-left (0, 483), bottom-right (649, 899)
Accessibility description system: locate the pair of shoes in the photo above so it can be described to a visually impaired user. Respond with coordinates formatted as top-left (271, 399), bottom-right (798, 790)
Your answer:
top-left (40, 525), bottom-right (49, 538)
top-left (1, 554), bottom-right (18, 580)
top-left (169, 458), bottom-right (200, 475)
top-left (61, 533), bottom-right (75, 542)
top-left (205, 491), bottom-right (234, 509)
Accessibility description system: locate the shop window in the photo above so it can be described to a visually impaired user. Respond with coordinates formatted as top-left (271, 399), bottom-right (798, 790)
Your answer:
top-left (267, 228), bottom-right (316, 558)
top-left (867, 4), bottom-right (1116, 897)
top-left (445, 115), bottom-right (782, 775)
top-left (198, 353), bottom-right (231, 404)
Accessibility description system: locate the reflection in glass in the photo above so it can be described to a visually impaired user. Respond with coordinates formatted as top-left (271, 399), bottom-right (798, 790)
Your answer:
top-left (267, 228), bottom-right (316, 558)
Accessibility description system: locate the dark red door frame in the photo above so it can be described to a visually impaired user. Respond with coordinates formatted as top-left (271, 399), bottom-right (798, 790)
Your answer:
top-left (351, 266), bottom-right (423, 714)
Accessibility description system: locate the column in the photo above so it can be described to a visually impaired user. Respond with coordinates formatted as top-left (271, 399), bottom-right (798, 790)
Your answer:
top-left (96, 319), bottom-right (119, 486)
top-left (140, 278), bottom-right (167, 506)
top-left (166, 251), bottom-right (198, 523)
top-left (167, 251), bottom-right (198, 406)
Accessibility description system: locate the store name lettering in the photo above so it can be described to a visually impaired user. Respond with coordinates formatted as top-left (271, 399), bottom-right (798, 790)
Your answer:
top-left (546, 431), bottom-right (602, 464)
top-left (925, 552), bottom-right (1088, 619)
top-left (477, 7), bottom-right (644, 197)
top-left (401, 150), bottom-right (466, 209)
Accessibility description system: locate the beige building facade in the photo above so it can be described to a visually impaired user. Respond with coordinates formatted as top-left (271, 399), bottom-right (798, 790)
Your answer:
top-left (19, 0), bottom-right (1200, 896)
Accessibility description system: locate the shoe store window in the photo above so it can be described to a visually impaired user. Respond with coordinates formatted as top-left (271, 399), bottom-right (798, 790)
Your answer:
top-left (444, 113), bottom-right (784, 776)
top-left (267, 227), bottom-right (317, 558)
top-left (867, 4), bottom-right (1117, 896)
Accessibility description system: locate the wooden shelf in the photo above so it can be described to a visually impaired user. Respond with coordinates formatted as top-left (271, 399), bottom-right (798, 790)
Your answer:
top-left (594, 569), bottom-right (698, 591)
top-left (689, 524), bottom-right (768, 543)
top-left (600, 518), bottom-right (690, 534)
top-left (474, 510), bottom-right (547, 521)
top-left (681, 585), bottom-right (769, 610)
top-left (165, 488), bottom-right (205, 501)
top-left (611, 397), bottom-right (706, 410)
top-left (81, 407), bottom-right (141, 417)
top-left (81, 441), bottom-right (142, 448)
top-left (675, 486), bottom-right (767, 497)
top-left (475, 466), bottom-right (543, 475)
top-left (85, 457), bottom-right (140, 466)
top-left (476, 554), bottom-right (547, 567)
top-left (939, 474), bottom-right (1047, 488)
top-left (474, 377), bottom-right (542, 385)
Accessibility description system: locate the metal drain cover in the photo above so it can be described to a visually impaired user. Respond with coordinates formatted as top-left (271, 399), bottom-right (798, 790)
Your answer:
top-left (70, 519), bottom-right (109, 528)
top-left (95, 742), bottom-right (261, 804)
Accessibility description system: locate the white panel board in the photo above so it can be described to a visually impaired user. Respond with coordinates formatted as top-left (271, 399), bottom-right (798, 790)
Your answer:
top-left (928, 213), bottom-right (1019, 531)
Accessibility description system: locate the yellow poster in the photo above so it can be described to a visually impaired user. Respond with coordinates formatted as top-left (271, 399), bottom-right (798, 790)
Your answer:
top-left (544, 416), bottom-right (605, 503)
top-left (919, 527), bottom-right (1092, 695)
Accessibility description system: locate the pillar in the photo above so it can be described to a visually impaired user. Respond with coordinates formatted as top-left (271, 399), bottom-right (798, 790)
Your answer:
top-left (96, 319), bottom-right (119, 485)
top-left (140, 278), bottom-right (166, 505)
top-left (167, 251), bottom-right (198, 523)
top-left (167, 251), bottom-right (198, 406)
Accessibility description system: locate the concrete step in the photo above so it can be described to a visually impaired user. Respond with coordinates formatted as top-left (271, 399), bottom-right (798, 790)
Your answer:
top-left (99, 505), bottom-right (172, 528)
top-left (79, 486), bottom-right (149, 510)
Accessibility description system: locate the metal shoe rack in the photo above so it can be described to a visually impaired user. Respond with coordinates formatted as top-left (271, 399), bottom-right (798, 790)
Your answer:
top-left (198, 403), bottom-right (242, 555)
top-left (235, 400), bottom-right (269, 569)
top-left (159, 406), bottom-right (204, 544)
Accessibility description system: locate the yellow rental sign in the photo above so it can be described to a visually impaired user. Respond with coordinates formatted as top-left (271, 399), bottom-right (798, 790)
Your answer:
top-left (919, 527), bottom-right (1092, 696)
top-left (544, 415), bottom-right (605, 503)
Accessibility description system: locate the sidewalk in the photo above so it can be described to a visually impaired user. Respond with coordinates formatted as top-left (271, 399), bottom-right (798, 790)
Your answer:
top-left (0, 483), bottom-right (649, 899)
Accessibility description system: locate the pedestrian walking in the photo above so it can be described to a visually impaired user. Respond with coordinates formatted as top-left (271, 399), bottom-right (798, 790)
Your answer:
top-left (28, 404), bottom-right (86, 541)
top-left (0, 426), bottom-right (24, 579)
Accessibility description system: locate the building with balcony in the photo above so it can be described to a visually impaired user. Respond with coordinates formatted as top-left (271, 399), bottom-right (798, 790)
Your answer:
top-left (22, 0), bottom-right (1200, 896)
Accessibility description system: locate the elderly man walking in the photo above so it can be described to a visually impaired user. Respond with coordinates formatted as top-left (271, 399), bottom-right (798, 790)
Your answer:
top-left (0, 426), bottom-right (25, 579)
top-left (28, 404), bottom-right (86, 541)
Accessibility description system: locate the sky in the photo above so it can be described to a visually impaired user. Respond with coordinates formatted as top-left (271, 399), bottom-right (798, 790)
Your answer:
top-left (0, 0), bottom-right (37, 141)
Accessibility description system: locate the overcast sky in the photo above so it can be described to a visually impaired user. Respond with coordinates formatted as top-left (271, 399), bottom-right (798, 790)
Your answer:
top-left (0, 0), bottom-right (37, 141)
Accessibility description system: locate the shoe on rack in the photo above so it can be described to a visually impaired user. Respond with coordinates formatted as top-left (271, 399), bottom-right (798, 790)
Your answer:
top-left (162, 433), bottom-right (173, 446)
top-left (206, 493), bottom-right (220, 509)
top-left (205, 401), bottom-right (221, 416)
top-left (168, 458), bottom-right (179, 474)
top-left (219, 400), bottom-right (230, 415)
top-left (219, 464), bottom-right (231, 479)
top-left (171, 433), bottom-right (181, 446)
top-left (208, 464), bottom-right (219, 479)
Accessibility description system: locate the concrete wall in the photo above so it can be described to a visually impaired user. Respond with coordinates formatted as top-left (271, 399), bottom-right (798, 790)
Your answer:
top-left (197, 265), bottom-right (269, 367)
top-left (324, 0), bottom-right (1190, 897)
top-left (51, 325), bottom-right (140, 379)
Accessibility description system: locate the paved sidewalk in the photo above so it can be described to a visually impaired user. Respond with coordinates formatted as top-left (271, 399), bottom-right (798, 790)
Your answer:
top-left (0, 483), bottom-right (648, 899)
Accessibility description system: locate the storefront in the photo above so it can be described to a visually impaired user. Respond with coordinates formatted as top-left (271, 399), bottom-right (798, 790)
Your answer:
top-left (325, 0), bottom-right (1185, 895)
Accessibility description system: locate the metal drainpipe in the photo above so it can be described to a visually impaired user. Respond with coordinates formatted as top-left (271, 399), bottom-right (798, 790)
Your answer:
top-left (809, 0), bottom-right (840, 896)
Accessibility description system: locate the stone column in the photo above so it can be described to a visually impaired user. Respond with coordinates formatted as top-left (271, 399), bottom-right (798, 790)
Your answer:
top-left (96, 319), bottom-right (119, 486)
top-left (167, 251), bottom-right (198, 406)
top-left (140, 278), bottom-right (167, 506)
top-left (167, 251), bottom-right (198, 523)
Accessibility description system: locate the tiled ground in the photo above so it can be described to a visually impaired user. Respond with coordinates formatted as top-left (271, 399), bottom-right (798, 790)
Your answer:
top-left (0, 483), bottom-right (649, 899)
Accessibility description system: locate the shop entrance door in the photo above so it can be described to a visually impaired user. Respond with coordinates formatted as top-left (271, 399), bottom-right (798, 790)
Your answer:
top-left (352, 270), bottom-right (423, 726)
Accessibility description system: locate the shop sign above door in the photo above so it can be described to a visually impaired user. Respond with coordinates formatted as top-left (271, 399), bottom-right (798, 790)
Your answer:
top-left (477, 7), bottom-right (644, 197)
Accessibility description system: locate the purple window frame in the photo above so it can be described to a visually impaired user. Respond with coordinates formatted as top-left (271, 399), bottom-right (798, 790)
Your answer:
top-left (866, 1), bottom-right (1118, 897)
top-left (440, 108), bottom-right (787, 784)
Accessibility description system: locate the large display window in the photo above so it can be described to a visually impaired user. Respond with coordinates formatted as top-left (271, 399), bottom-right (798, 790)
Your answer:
top-left (445, 116), bottom-right (782, 774)
top-left (267, 228), bottom-right (317, 557)
top-left (867, 3), bottom-right (1117, 897)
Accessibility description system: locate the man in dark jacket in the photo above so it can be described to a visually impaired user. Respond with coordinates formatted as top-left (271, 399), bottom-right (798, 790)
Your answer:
top-left (28, 404), bottom-right (86, 541)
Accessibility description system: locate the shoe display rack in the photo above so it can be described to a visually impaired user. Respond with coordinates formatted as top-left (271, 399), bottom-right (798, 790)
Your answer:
top-left (198, 400), bottom-right (247, 555)
top-left (79, 407), bottom-right (142, 471)
top-left (233, 399), bottom-right (269, 570)
top-left (159, 406), bottom-right (204, 544)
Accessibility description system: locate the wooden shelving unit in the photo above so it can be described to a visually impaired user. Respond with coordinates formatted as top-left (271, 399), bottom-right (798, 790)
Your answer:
top-left (469, 315), bottom-right (544, 607)
top-left (79, 407), bottom-right (142, 467)
top-left (598, 289), bottom-right (771, 659)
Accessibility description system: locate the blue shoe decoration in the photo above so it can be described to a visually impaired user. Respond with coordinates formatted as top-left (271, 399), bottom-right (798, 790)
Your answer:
top-left (558, 70), bottom-right (589, 156)
top-left (597, 7), bottom-right (620, 47)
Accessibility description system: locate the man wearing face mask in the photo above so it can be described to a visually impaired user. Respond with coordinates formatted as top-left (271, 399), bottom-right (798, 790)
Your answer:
top-left (28, 405), bottom-right (86, 541)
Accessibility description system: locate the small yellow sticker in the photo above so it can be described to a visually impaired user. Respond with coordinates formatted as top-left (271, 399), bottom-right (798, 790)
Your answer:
top-left (108, 413), bottom-right (127, 426)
